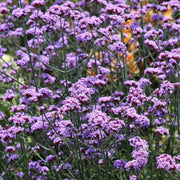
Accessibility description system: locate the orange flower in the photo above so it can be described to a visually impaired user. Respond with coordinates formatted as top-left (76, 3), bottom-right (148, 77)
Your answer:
top-left (164, 6), bottom-right (173, 18)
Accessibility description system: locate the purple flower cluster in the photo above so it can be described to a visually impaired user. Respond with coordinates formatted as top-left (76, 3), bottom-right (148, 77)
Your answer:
top-left (125, 136), bottom-right (149, 171)
top-left (0, 0), bottom-right (179, 179)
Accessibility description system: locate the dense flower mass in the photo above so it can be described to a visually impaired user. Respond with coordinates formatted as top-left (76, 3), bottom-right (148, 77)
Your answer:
top-left (0, 0), bottom-right (179, 179)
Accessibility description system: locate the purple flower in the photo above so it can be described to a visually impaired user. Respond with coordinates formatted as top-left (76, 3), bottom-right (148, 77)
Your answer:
top-left (7, 154), bottom-right (19, 163)
top-left (108, 41), bottom-right (126, 53)
top-left (98, 96), bottom-right (111, 104)
top-left (106, 118), bottom-right (125, 133)
top-left (126, 87), bottom-right (147, 106)
top-left (0, 7), bottom-right (9, 14)
top-left (109, 15), bottom-right (124, 27)
top-left (130, 175), bottom-right (137, 180)
top-left (9, 28), bottom-right (24, 37)
top-left (145, 39), bottom-right (162, 52)
top-left (85, 148), bottom-right (95, 158)
top-left (16, 172), bottom-right (24, 178)
top-left (151, 13), bottom-right (163, 21)
top-left (77, 32), bottom-right (93, 43)
top-left (40, 73), bottom-right (56, 84)
top-left (132, 149), bottom-right (149, 159)
top-left (54, 120), bottom-right (75, 138)
top-left (4, 146), bottom-right (16, 152)
top-left (135, 115), bottom-right (150, 128)
top-left (31, 0), bottom-right (45, 7)
top-left (59, 97), bottom-right (81, 115)
top-left (98, 26), bottom-right (113, 37)
top-left (62, 163), bottom-right (72, 170)
top-left (94, 37), bottom-right (108, 46)
top-left (114, 159), bottom-right (126, 169)
top-left (155, 127), bottom-right (169, 136)
top-left (0, 126), bottom-right (24, 143)
top-left (12, 8), bottom-right (24, 18)
top-left (132, 27), bottom-right (143, 38)
top-left (31, 120), bottom-right (48, 132)
top-left (125, 160), bottom-right (137, 171)
top-left (45, 155), bottom-right (56, 163)
top-left (156, 154), bottom-right (176, 171)
top-left (159, 80), bottom-right (174, 96)
top-left (39, 166), bottom-right (49, 175)
top-left (129, 136), bottom-right (149, 150)
top-left (39, 87), bottom-right (53, 98)
top-left (105, 4), bottom-right (124, 15)
top-left (154, 118), bottom-right (164, 126)
top-left (62, 52), bottom-right (79, 68)
top-left (87, 110), bottom-right (111, 128)
top-left (98, 66), bottom-right (111, 75)
top-left (124, 80), bottom-right (139, 87)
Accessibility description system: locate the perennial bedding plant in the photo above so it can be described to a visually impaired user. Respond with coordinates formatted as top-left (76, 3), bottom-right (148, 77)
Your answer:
top-left (0, 0), bottom-right (179, 179)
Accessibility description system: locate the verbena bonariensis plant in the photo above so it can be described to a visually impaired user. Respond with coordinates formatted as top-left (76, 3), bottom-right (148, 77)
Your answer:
top-left (0, 0), bottom-right (180, 179)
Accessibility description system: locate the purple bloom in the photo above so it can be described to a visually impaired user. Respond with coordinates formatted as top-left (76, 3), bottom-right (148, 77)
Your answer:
top-left (62, 52), bottom-right (79, 68)
top-left (135, 115), bottom-right (150, 128)
top-left (114, 159), bottom-right (126, 169)
top-left (98, 96), bottom-right (111, 104)
top-left (98, 66), bottom-right (111, 75)
top-left (125, 160), bottom-right (138, 171)
top-left (106, 118), bottom-right (125, 133)
top-left (125, 137), bottom-right (149, 171)
top-left (154, 118), bottom-right (164, 126)
top-left (62, 163), bottom-right (72, 170)
top-left (77, 32), bottom-right (93, 43)
top-left (130, 175), bottom-right (137, 180)
top-left (9, 28), bottom-right (24, 37)
top-left (156, 154), bottom-right (176, 171)
top-left (31, 0), bottom-right (45, 7)
top-left (31, 120), bottom-right (48, 132)
top-left (39, 166), bottom-right (49, 175)
top-left (7, 154), bottom-right (19, 163)
top-left (132, 149), bottom-right (149, 159)
top-left (108, 41), bottom-right (126, 53)
top-left (16, 172), bottom-right (24, 178)
top-left (69, 79), bottom-right (95, 103)
top-left (145, 39), bottom-right (162, 51)
top-left (151, 13), bottom-right (163, 21)
top-left (45, 155), bottom-right (56, 163)
top-left (94, 37), bottom-right (108, 46)
top-left (109, 15), bottom-right (124, 27)
top-left (59, 97), bottom-right (81, 115)
top-left (12, 8), bottom-right (24, 18)
top-left (0, 7), bottom-right (9, 14)
top-left (155, 80), bottom-right (174, 96)
top-left (126, 87), bottom-right (147, 106)
top-left (39, 87), bottom-right (53, 98)
top-left (29, 160), bottom-right (49, 176)
top-left (54, 120), bottom-right (75, 138)
top-left (105, 4), bottom-right (124, 15)
top-left (85, 148), bottom-right (95, 158)
top-left (155, 127), bottom-right (169, 136)
top-left (129, 136), bottom-right (149, 150)
top-left (87, 110), bottom-right (111, 128)
top-left (40, 73), bottom-right (56, 84)
top-left (132, 27), bottom-right (143, 38)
